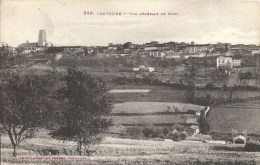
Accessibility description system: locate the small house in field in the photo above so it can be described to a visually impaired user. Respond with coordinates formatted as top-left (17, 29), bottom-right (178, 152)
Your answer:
top-left (133, 66), bottom-right (155, 72)
top-left (133, 67), bottom-right (140, 72)
top-left (147, 67), bottom-right (155, 72)
top-left (233, 135), bottom-right (246, 144)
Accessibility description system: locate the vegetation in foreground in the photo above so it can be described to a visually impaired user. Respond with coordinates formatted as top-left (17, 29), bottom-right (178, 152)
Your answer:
top-left (1, 129), bottom-right (260, 165)
top-left (0, 68), bottom-right (113, 157)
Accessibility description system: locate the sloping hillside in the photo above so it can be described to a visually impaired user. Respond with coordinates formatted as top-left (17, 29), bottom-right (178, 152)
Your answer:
top-left (207, 100), bottom-right (260, 135)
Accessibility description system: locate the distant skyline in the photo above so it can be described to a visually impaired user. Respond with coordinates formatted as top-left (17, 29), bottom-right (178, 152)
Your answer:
top-left (1, 0), bottom-right (260, 47)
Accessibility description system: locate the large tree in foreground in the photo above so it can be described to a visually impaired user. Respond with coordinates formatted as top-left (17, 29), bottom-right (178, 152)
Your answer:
top-left (0, 72), bottom-right (52, 156)
top-left (51, 68), bottom-right (113, 155)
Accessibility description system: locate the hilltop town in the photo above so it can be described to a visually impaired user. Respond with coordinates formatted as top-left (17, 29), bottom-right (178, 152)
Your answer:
top-left (1, 29), bottom-right (260, 164)
top-left (2, 29), bottom-right (260, 89)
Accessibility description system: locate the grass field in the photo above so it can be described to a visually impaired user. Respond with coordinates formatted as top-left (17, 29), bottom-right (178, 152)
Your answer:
top-left (111, 114), bottom-right (197, 125)
top-left (110, 102), bottom-right (202, 128)
top-left (1, 130), bottom-right (260, 165)
top-left (4, 65), bottom-right (260, 164)
top-left (109, 87), bottom-right (188, 103)
top-left (207, 100), bottom-right (260, 135)
top-left (240, 79), bottom-right (257, 87)
top-left (112, 102), bottom-right (204, 113)
top-left (109, 85), bottom-right (260, 104)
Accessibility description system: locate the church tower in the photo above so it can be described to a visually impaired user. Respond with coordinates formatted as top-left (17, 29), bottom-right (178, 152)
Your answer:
top-left (38, 30), bottom-right (46, 47)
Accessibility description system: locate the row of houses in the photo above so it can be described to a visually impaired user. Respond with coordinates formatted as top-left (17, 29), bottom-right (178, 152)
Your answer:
top-left (103, 41), bottom-right (219, 58)
top-left (17, 36), bottom-right (260, 59)
top-left (145, 42), bottom-right (260, 59)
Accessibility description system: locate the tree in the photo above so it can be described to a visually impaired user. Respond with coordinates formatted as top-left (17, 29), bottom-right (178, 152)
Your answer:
top-left (206, 94), bottom-right (213, 106)
top-left (231, 129), bottom-right (239, 139)
top-left (198, 109), bottom-right (210, 134)
top-left (186, 83), bottom-right (195, 103)
top-left (0, 44), bottom-right (14, 68)
top-left (51, 68), bottom-right (113, 155)
top-left (183, 61), bottom-right (198, 103)
top-left (225, 43), bottom-right (228, 52)
top-left (0, 72), bottom-right (51, 156)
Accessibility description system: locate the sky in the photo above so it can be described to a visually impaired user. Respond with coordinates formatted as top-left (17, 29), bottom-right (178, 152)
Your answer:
top-left (1, 0), bottom-right (260, 47)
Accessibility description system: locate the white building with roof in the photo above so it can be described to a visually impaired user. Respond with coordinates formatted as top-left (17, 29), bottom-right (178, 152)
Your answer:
top-left (216, 56), bottom-right (241, 68)
top-left (233, 135), bottom-right (246, 144)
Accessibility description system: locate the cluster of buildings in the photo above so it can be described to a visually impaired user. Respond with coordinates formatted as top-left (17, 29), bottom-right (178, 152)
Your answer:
top-left (18, 30), bottom-right (86, 55)
top-left (18, 30), bottom-right (53, 54)
top-left (107, 41), bottom-right (214, 58)
top-left (14, 30), bottom-right (260, 71)
top-left (104, 41), bottom-right (260, 60)
top-left (16, 30), bottom-right (260, 60)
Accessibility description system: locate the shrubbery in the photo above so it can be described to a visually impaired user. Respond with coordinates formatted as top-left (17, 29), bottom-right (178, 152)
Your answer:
top-left (245, 139), bottom-right (260, 152)
top-left (167, 130), bottom-right (188, 141)
top-left (126, 127), bottom-right (143, 139)
top-left (142, 125), bottom-right (163, 138)
top-left (125, 124), bottom-right (189, 141)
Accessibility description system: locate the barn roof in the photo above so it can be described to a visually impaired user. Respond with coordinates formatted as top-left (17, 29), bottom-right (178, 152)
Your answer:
top-left (233, 135), bottom-right (246, 142)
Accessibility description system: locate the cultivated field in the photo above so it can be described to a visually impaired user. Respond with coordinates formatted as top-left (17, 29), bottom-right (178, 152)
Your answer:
top-left (207, 100), bottom-right (260, 135)
top-left (1, 130), bottom-right (260, 165)
top-left (109, 87), bottom-right (188, 103)
top-left (109, 102), bottom-right (202, 133)
top-left (112, 102), bottom-right (204, 113)
top-left (109, 85), bottom-right (260, 104)
top-left (111, 114), bottom-right (197, 125)
top-left (240, 79), bottom-right (258, 87)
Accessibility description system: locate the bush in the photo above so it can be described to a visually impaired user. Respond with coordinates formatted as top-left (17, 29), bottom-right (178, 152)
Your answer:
top-left (168, 130), bottom-right (188, 141)
top-left (205, 83), bottom-right (215, 90)
top-left (171, 131), bottom-right (182, 141)
top-left (142, 126), bottom-right (161, 138)
top-left (126, 127), bottom-right (142, 139)
top-left (162, 127), bottom-right (169, 135)
top-left (180, 131), bottom-right (188, 140)
top-left (245, 139), bottom-right (260, 152)
top-left (142, 127), bottom-right (154, 137)
top-left (112, 77), bottom-right (128, 85)
top-left (172, 124), bottom-right (185, 132)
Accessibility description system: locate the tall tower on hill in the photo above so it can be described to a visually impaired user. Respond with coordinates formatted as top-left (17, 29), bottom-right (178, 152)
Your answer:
top-left (38, 30), bottom-right (46, 47)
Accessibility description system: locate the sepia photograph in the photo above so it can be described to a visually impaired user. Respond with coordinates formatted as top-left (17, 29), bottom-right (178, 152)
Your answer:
top-left (0, 0), bottom-right (260, 164)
